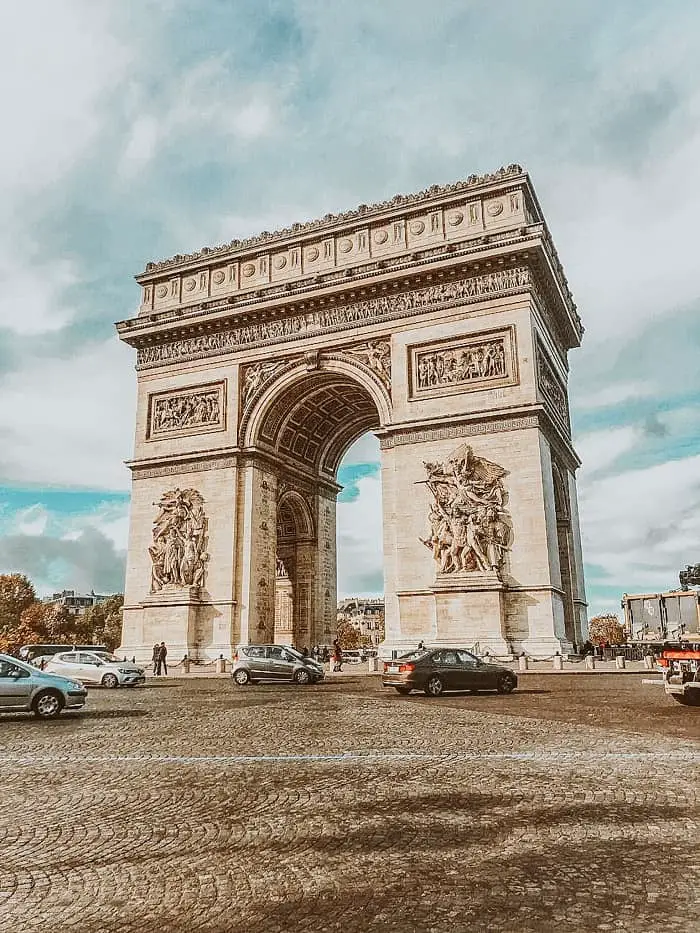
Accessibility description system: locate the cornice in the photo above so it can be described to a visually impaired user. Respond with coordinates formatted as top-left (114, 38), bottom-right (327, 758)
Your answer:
top-left (138, 164), bottom-right (526, 277)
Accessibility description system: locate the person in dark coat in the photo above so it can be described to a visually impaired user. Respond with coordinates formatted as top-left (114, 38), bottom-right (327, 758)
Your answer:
top-left (157, 641), bottom-right (168, 676)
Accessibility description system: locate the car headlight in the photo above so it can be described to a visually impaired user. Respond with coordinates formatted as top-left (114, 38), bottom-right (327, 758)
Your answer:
top-left (118, 668), bottom-right (131, 674)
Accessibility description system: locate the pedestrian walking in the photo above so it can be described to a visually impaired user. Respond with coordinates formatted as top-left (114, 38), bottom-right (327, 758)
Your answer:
top-left (151, 643), bottom-right (160, 675)
top-left (417, 640), bottom-right (425, 651)
top-left (157, 641), bottom-right (168, 676)
top-left (332, 641), bottom-right (343, 673)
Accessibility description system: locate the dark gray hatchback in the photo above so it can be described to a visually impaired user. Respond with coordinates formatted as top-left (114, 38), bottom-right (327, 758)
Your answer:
top-left (232, 645), bottom-right (325, 686)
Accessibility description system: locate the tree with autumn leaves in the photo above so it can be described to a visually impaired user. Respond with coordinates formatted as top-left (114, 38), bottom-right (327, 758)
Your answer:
top-left (0, 573), bottom-right (123, 654)
top-left (587, 613), bottom-right (625, 646)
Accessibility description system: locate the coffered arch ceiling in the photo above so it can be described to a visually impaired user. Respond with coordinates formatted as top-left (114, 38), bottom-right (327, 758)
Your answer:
top-left (255, 373), bottom-right (380, 478)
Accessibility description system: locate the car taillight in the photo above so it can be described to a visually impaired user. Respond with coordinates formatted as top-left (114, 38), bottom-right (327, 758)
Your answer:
top-left (233, 652), bottom-right (238, 661)
top-left (398, 663), bottom-right (415, 673)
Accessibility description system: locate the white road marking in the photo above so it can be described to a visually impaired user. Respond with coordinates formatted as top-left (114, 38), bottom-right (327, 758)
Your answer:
top-left (0, 750), bottom-right (698, 765)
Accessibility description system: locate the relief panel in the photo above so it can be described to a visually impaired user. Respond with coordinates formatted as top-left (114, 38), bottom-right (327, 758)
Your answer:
top-left (147, 381), bottom-right (226, 439)
top-left (408, 326), bottom-right (518, 400)
top-left (535, 338), bottom-right (570, 432)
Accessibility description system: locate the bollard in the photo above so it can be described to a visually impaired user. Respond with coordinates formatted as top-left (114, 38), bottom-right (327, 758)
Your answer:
top-left (615, 655), bottom-right (626, 670)
top-left (182, 659), bottom-right (191, 674)
top-left (585, 655), bottom-right (595, 671)
top-left (367, 657), bottom-right (378, 673)
top-left (553, 654), bottom-right (564, 671)
top-left (518, 655), bottom-right (529, 672)
top-left (644, 655), bottom-right (655, 670)
top-left (215, 657), bottom-right (227, 674)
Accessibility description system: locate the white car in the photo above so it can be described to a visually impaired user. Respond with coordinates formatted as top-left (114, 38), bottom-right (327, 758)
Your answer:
top-left (44, 650), bottom-right (146, 688)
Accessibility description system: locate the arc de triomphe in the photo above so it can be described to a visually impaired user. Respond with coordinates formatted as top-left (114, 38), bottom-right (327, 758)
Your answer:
top-left (117, 164), bottom-right (587, 661)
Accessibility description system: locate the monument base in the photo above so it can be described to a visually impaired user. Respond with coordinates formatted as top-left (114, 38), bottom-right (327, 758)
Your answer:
top-left (120, 585), bottom-right (203, 663)
top-left (432, 573), bottom-right (511, 657)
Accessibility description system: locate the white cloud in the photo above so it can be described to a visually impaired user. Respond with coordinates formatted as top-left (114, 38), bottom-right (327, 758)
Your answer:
top-left (579, 454), bottom-right (700, 592)
top-left (0, 338), bottom-right (135, 489)
top-left (576, 381), bottom-right (656, 411)
top-left (576, 426), bottom-right (643, 478)
top-left (337, 472), bottom-right (384, 597)
top-left (16, 505), bottom-right (49, 537)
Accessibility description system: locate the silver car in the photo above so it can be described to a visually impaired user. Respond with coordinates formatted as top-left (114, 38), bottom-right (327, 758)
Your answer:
top-left (0, 653), bottom-right (87, 719)
top-left (45, 650), bottom-right (146, 688)
top-left (232, 644), bottom-right (325, 686)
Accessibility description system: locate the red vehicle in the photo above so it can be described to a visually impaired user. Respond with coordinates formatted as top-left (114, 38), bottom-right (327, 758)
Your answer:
top-left (622, 590), bottom-right (700, 706)
top-left (657, 639), bottom-right (700, 706)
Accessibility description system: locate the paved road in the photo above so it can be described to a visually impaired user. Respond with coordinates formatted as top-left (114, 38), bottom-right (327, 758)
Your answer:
top-left (1, 674), bottom-right (698, 932)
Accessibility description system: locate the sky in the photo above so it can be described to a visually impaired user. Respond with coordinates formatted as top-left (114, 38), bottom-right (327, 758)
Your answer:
top-left (0, 0), bottom-right (698, 616)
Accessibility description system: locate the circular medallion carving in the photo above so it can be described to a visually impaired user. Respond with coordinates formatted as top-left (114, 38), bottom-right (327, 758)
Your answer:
top-left (156, 285), bottom-right (168, 298)
top-left (409, 220), bottom-right (425, 235)
top-left (487, 201), bottom-right (504, 217)
top-left (274, 255), bottom-right (287, 270)
top-left (448, 211), bottom-right (464, 226)
top-left (213, 270), bottom-right (225, 285)
top-left (374, 229), bottom-right (389, 244)
top-left (306, 246), bottom-right (319, 262)
top-left (242, 263), bottom-right (255, 277)
top-left (184, 278), bottom-right (196, 292)
top-left (338, 238), bottom-right (353, 253)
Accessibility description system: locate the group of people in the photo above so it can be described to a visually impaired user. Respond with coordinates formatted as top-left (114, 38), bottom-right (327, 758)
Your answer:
top-left (151, 641), bottom-right (168, 676)
top-left (306, 642), bottom-right (344, 671)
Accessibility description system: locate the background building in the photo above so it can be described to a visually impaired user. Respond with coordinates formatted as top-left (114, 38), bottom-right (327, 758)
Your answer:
top-left (337, 598), bottom-right (385, 646)
top-left (42, 590), bottom-right (110, 616)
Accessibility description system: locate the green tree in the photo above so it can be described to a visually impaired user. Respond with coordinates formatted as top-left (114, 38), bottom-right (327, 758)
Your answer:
top-left (79, 595), bottom-right (124, 650)
top-left (588, 613), bottom-right (625, 645)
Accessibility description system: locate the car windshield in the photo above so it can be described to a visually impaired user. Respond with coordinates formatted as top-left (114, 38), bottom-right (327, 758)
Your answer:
top-left (94, 653), bottom-right (121, 663)
top-left (283, 647), bottom-right (305, 660)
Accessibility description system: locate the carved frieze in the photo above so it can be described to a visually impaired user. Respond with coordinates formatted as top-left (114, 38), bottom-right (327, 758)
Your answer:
top-left (338, 340), bottom-right (391, 390)
top-left (148, 382), bottom-right (225, 439)
top-left (149, 488), bottom-right (208, 592)
top-left (536, 339), bottom-right (569, 432)
top-left (419, 444), bottom-right (512, 577)
top-left (409, 327), bottom-right (517, 399)
top-left (137, 267), bottom-right (532, 369)
top-left (379, 415), bottom-right (539, 450)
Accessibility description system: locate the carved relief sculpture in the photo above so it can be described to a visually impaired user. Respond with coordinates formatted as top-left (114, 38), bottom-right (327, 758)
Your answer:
top-left (340, 340), bottom-right (391, 388)
top-left (411, 329), bottom-right (516, 398)
top-left (536, 340), bottom-right (569, 430)
top-left (137, 268), bottom-right (531, 368)
top-left (149, 383), bottom-right (224, 437)
top-left (149, 488), bottom-right (209, 591)
top-left (242, 360), bottom-right (287, 406)
top-left (419, 445), bottom-right (512, 577)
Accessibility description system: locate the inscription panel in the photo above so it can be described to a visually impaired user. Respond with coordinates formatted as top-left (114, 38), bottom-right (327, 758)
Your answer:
top-left (408, 326), bottom-right (518, 400)
top-left (148, 381), bottom-right (226, 439)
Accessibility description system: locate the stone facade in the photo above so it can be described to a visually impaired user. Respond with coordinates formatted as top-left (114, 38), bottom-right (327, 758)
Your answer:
top-left (117, 165), bottom-right (587, 660)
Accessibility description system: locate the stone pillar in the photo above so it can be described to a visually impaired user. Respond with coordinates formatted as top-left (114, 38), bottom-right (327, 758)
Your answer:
top-left (236, 462), bottom-right (277, 645)
top-left (315, 493), bottom-right (337, 647)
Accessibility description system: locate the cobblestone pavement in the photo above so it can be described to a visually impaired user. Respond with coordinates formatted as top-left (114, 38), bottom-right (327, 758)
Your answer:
top-left (1, 675), bottom-right (698, 933)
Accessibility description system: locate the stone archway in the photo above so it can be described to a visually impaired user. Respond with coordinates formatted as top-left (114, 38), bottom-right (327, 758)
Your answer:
top-left (118, 165), bottom-right (588, 661)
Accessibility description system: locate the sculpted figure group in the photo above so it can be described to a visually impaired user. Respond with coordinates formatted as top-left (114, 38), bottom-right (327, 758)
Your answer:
top-left (149, 488), bottom-right (208, 591)
top-left (152, 390), bottom-right (220, 433)
top-left (417, 339), bottom-right (506, 390)
top-left (420, 445), bottom-right (512, 576)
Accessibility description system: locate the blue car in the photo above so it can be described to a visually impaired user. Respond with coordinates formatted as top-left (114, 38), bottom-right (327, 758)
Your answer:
top-left (0, 653), bottom-right (88, 719)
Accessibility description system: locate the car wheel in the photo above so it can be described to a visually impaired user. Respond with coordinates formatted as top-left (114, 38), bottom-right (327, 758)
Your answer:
top-left (294, 669), bottom-right (311, 685)
top-left (33, 690), bottom-right (64, 719)
top-left (496, 674), bottom-right (516, 694)
top-left (671, 691), bottom-right (700, 706)
top-left (233, 669), bottom-right (250, 686)
top-left (395, 686), bottom-right (412, 695)
top-left (101, 673), bottom-right (119, 689)
top-left (424, 675), bottom-right (444, 697)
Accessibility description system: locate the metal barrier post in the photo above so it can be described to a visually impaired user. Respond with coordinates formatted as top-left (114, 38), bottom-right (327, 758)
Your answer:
top-left (518, 655), bottom-right (528, 672)
top-left (615, 655), bottom-right (626, 670)
top-left (215, 656), bottom-right (227, 674)
top-left (643, 655), bottom-right (655, 670)
top-left (585, 655), bottom-right (595, 671)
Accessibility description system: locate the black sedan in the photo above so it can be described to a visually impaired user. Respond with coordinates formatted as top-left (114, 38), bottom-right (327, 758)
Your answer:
top-left (382, 647), bottom-right (517, 697)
